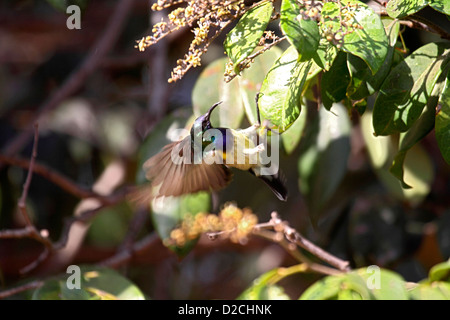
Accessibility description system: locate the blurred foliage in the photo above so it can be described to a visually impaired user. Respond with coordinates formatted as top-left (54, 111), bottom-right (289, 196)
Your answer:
top-left (0, 0), bottom-right (449, 300)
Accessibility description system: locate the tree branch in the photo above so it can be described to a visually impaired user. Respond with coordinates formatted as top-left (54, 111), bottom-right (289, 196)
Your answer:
top-left (251, 212), bottom-right (350, 273)
top-left (99, 232), bottom-right (160, 268)
top-left (0, 124), bottom-right (54, 274)
top-left (0, 155), bottom-right (98, 200)
top-left (0, 280), bottom-right (44, 300)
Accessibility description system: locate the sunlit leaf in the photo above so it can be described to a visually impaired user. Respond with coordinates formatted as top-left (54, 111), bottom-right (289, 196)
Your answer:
top-left (259, 46), bottom-right (314, 132)
top-left (321, 0), bottom-right (389, 74)
top-left (347, 18), bottom-right (400, 100)
top-left (428, 0), bottom-right (450, 15)
top-left (354, 267), bottom-right (409, 300)
top-left (238, 47), bottom-right (283, 125)
top-left (300, 267), bottom-right (408, 300)
top-left (299, 274), bottom-right (343, 300)
top-left (80, 267), bottom-right (145, 300)
top-left (408, 282), bottom-right (450, 300)
top-left (386, 0), bottom-right (427, 18)
top-left (32, 266), bottom-right (145, 300)
top-left (373, 42), bottom-right (450, 136)
top-left (280, 0), bottom-right (320, 61)
top-left (237, 268), bottom-right (290, 300)
top-left (428, 260), bottom-right (450, 282)
top-left (436, 74), bottom-right (450, 165)
top-left (224, 1), bottom-right (273, 73)
top-left (389, 70), bottom-right (447, 188)
top-left (282, 103), bottom-right (307, 154)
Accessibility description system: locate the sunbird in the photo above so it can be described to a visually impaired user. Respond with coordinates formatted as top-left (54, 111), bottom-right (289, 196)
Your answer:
top-left (138, 99), bottom-right (288, 202)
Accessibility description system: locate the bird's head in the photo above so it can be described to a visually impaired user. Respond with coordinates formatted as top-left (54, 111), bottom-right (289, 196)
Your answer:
top-left (190, 101), bottom-right (222, 139)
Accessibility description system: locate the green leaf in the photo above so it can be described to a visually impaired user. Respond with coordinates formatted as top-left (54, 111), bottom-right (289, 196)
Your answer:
top-left (321, 51), bottom-right (350, 110)
top-left (280, 0), bottom-right (320, 61)
top-left (151, 192), bottom-right (210, 256)
top-left (386, 0), bottom-right (427, 18)
top-left (373, 42), bottom-right (450, 136)
top-left (300, 267), bottom-right (408, 300)
top-left (429, 260), bottom-right (450, 282)
top-left (436, 74), bottom-right (450, 165)
top-left (282, 103), bottom-right (307, 154)
top-left (259, 46), bottom-right (314, 132)
top-left (192, 58), bottom-right (244, 129)
top-left (299, 274), bottom-right (343, 300)
top-left (389, 122), bottom-right (435, 190)
top-left (409, 282), bottom-right (450, 300)
top-left (298, 103), bottom-right (351, 219)
top-left (32, 280), bottom-right (63, 300)
top-left (238, 46), bottom-right (283, 125)
top-left (354, 268), bottom-right (409, 300)
top-left (389, 69), bottom-right (447, 188)
top-left (238, 268), bottom-right (290, 300)
top-left (224, 1), bottom-right (273, 73)
top-left (321, 0), bottom-right (389, 74)
top-left (347, 18), bottom-right (400, 100)
top-left (33, 266), bottom-right (145, 300)
top-left (81, 267), bottom-right (145, 300)
top-left (428, 0), bottom-right (450, 15)
top-left (312, 38), bottom-right (338, 71)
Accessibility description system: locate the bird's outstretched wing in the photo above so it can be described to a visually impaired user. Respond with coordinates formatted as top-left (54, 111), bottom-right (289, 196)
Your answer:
top-left (142, 137), bottom-right (232, 198)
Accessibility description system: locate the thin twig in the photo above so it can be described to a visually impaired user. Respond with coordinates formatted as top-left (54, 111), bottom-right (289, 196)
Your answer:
top-left (225, 36), bottom-right (287, 83)
top-left (269, 212), bottom-right (350, 271)
top-left (17, 123), bottom-right (39, 227)
top-left (0, 280), bottom-right (44, 299)
top-left (99, 232), bottom-right (160, 268)
top-left (252, 227), bottom-right (341, 275)
top-left (0, 0), bottom-right (135, 164)
top-left (1, 124), bottom-right (54, 274)
top-left (0, 155), bottom-right (99, 200)
top-left (378, 10), bottom-right (450, 40)
top-left (53, 189), bottom-right (127, 251)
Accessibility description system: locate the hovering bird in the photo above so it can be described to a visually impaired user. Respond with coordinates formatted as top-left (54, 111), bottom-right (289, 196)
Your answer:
top-left (137, 100), bottom-right (288, 202)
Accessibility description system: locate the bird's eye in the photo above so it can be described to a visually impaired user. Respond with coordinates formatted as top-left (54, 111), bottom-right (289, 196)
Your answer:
top-left (211, 136), bottom-right (215, 142)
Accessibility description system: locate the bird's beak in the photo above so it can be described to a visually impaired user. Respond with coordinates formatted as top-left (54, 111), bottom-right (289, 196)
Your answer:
top-left (206, 101), bottom-right (222, 121)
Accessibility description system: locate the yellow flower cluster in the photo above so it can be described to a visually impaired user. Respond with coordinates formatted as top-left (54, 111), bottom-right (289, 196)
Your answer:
top-left (136, 0), bottom-right (246, 82)
top-left (168, 203), bottom-right (258, 247)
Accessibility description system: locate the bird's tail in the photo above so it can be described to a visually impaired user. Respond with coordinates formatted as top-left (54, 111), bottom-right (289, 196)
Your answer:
top-left (250, 169), bottom-right (288, 201)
